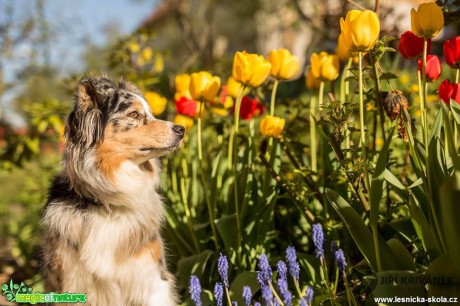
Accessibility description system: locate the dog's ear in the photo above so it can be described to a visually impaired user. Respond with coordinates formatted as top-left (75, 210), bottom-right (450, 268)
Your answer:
top-left (76, 78), bottom-right (115, 110)
top-left (66, 77), bottom-right (116, 148)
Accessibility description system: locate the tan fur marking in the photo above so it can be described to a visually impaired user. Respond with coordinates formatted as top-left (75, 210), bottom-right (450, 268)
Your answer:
top-left (134, 238), bottom-right (164, 263)
top-left (95, 125), bottom-right (127, 181)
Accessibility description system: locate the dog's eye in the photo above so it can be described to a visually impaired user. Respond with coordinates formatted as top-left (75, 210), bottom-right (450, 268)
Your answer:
top-left (127, 111), bottom-right (140, 119)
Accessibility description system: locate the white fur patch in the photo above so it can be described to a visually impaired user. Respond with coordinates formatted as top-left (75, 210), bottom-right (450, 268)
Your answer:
top-left (132, 93), bottom-right (155, 120)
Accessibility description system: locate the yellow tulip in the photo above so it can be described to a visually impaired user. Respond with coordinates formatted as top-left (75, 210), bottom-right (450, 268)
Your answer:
top-left (226, 77), bottom-right (247, 99)
top-left (175, 74), bottom-right (192, 100)
top-left (232, 51), bottom-right (271, 87)
top-left (145, 91), bottom-right (167, 116)
top-left (189, 71), bottom-right (221, 101)
top-left (310, 52), bottom-right (340, 82)
top-left (259, 115), bottom-right (285, 137)
top-left (336, 33), bottom-right (359, 63)
top-left (211, 107), bottom-right (229, 117)
top-left (173, 114), bottom-right (194, 131)
top-left (411, 2), bottom-right (444, 38)
top-left (152, 53), bottom-right (164, 74)
top-left (268, 48), bottom-right (300, 80)
top-left (141, 47), bottom-right (153, 61)
top-left (340, 10), bottom-right (380, 52)
top-left (305, 68), bottom-right (321, 90)
top-left (223, 96), bottom-right (234, 109)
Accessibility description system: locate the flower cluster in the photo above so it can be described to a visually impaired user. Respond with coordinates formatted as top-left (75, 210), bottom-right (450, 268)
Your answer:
top-left (189, 247), bottom-right (315, 306)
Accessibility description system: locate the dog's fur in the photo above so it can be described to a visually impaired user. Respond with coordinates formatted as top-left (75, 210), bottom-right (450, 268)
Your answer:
top-left (41, 76), bottom-right (183, 306)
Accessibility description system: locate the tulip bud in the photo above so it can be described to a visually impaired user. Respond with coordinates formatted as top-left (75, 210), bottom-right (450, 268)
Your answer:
top-left (268, 48), bottom-right (300, 80)
top-left (232, 96), bottom-right (263, 120)
top-left (174, 114), bottom-right (194, 131)
top-left (310, 52), bottom-right (340, 82)
top-left (340, 10), bottom-right (380, 53)
top-left (226, 77), bottom-right (247, 99)
top-left (411, 2), bottom-right (444, 39)
top-left (260, 115), bottom-right (285, 137)
top-left (175, 74), bottom-right (192, 100)
top-left (145, 91), bottom-right (167, 116)
top-left (398, 31), bottom-right (431, 59)
top-left (305, 68), bottom-right (321, 90)
top-left (439, 80), bottom-right (460, 105)
top-left (175, 96), bottom-right (198, 117)
top-left (418, 55), bottom-right (442, 82)
top-left (443, 36), bottom-right (460, 69)
top-left (189, 71), bottom-right (221, 102)
top-left (232, 51), bottom-right (272, 87)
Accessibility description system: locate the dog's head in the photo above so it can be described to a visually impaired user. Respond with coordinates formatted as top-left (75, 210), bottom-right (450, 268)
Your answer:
top-left (65, 77), bottom-right (184, 169)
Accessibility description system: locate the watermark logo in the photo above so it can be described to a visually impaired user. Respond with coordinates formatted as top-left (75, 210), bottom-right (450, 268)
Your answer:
top-left (1, 280), bottom-right (86, 304)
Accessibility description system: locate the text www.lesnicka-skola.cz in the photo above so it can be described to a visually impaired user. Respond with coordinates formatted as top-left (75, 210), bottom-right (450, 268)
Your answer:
top-left (374, 296), bottom-right (458, 303)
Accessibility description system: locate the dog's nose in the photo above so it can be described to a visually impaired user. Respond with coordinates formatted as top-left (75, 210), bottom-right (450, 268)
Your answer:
top-left (172, 124), bottom-right (185, 137)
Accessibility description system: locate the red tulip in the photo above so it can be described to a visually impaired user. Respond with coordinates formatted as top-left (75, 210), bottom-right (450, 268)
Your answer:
top-left (175, 96), bottom-right (197, 117)
top-left (418, 55), bottom-right (442, 82)
top-left (439, 80), bottom-right (460, 104)
top-left (233, 96), bottom-right (264, 120)
top-left (443, 36), bottom-right (460, 68)
top-left (399, 31), bottom-right (431, 59)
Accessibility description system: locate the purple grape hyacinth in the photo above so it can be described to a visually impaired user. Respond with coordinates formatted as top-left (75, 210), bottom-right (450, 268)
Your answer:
top-left (218, 253), bottom-right (229, 287)
top-left (242, 285), bottom-right (252, 306)
top-left (335, 248), bottom-right (348, 273)
top-left (189, 275), bottom-right (202, 306)
top-left (277, 260), bottom-right (287, 281)
top-left (285, 246), bottom-right (300, 280)
top-left (331, 240), bottom-right (338, 253)
top-left (214, 282), bottom-right (223, 306)
top-left (257, 254), bottom-right (273, 285)
top-left (312, 223), bottom-right (324, 258)
top-left (276, 278), bottom-right (292, 306)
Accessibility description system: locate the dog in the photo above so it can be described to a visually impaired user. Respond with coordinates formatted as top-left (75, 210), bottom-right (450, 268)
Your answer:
top-left (41, 76), bottom-right (183, 305)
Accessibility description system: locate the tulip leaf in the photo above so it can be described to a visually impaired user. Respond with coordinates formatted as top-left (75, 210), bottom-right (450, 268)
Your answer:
top-left (215, 214), bottom-right (238, 252)
top-left (449, 99), bottom-right (460, 124)
top-left (408, 193), bottom-right (439, 257)
top-left (230, 272), bottom-right (258, 305)
top-left (387, 238), bottom-right (415, 270)
top-left (428, 108), bottom-right (443, 143)
top-left (384, 169), bottom-right (409, 202)
top-left (441, 103), bottom-right (460, 170)
top-left (326, 188), bottom-right (407, 271)
top-left (370, 128), bottom-right (395, 227)
top-left (439, 170), bottom-right (460, 272)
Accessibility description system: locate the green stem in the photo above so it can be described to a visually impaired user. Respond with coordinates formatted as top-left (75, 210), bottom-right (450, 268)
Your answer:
top-left (268, 282), bottom-right (284, 306)
top-left (358, 52), bottom-right (371, 194)
top-left (453, 69), bottom-right (459, 154)
top-left (343, 58), bottom-right (352, 157)
top-left (232, 86), bottom-right (246, 264)
top-left (422, 39), bottom-right (429, 160)
top-left (370, 53), bottom-right (386, 144)
top-left (269, 79), bottom-right (279, 149)
top-left (310, 95), bottom-right (318, 173)
top-left (227, 126), bottom-right (235, 171)
top-left (270, 79), bottom-right (279, 116)
top-left (224, 286), bottom-right (232, 306)
top-left (197, 102), bottom-right (204, 161)
top-left (320, 257), bottom-right (335, 298)
top-left (318, 81), bottom-right (325, 112)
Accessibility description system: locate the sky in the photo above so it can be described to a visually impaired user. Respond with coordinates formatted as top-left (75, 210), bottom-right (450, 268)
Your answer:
top-left (1, 0), bottom-right (159, 126)
top-left (9, 0), bottom-right (158, 74)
